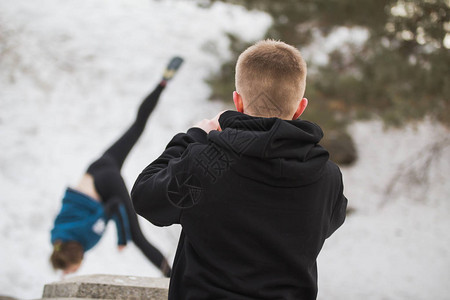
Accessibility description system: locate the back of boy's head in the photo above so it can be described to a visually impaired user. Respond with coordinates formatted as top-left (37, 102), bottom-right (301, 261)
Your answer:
top-left (235, 39), bottom-right (307, 119)
top-left (50, 241), bottom-right (84, 271)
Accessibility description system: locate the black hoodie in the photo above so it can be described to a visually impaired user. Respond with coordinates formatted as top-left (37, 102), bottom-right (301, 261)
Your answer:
top-left (132, 111), bottom-right (347, 300)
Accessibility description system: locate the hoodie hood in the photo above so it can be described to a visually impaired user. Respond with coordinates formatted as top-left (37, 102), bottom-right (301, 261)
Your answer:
top-left (208, 111), bottom-right (329, 187)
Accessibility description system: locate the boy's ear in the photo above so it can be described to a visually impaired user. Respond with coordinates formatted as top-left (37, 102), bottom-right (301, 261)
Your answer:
top-left (233, 91), bottom-right (244, 113)
top-left (292, 98), bottom-right (308, 120)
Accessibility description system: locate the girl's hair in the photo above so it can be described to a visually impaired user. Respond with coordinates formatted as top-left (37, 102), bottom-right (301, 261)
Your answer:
top-left (50, 241), bottom-right (84, 270)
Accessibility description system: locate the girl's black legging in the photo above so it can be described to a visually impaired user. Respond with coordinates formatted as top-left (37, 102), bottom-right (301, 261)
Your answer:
top-left (86, 83), bottom-right (170, 276)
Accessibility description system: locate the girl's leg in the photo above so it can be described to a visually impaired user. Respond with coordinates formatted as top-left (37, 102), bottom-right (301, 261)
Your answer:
top-left (84, 84), bottom-right (173, 275)
top-left (88, 166), bottom-right (171, 275)
top-left (121, 191), bottom-right (172, 277)
top-left (88, 56), bottom-right (184, 173)
top-left (86, 83), bottom-right (165, 198)
top-left (99, 56), bottom-right (183, 170)
top-left (101, 83), bottom-right (165, 170)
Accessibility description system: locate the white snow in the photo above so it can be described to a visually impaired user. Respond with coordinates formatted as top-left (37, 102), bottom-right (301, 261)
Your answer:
top-left (318, 120), bottom-right (450, 300)
top-left (0, 0), bottom-right (448, 299)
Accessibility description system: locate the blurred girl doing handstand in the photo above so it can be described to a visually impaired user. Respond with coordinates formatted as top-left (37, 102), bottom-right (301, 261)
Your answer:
top-left (50, 57), bottom-right (183, 277)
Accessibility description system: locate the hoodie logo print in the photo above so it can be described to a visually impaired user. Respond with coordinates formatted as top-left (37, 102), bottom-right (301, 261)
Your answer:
top-left (195, 143), bottom-right (233, 183)
top-left (167, 172), bottom-right (204, 209)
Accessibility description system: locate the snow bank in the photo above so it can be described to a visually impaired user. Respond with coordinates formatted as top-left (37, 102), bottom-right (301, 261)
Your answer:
top-left (1, 0), bottom-right (449, 299)
top-left (319, 120), bottom-right (450, 300)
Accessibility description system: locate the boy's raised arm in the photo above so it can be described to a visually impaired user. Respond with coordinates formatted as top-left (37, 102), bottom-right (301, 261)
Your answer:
top-left (131, 128), bottom-right (208, 226)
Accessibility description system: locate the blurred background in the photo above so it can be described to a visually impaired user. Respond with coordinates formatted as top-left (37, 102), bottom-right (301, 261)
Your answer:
top-left (0, 0), bottom-right (448, 299)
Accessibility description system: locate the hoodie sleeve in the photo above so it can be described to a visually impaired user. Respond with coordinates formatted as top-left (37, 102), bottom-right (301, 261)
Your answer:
top-left (131, 127), bottom-right (208, 226)
top-left (104, 197), bottom-right (131, 246)
top-left (326, 174), bottom-right (348, 238)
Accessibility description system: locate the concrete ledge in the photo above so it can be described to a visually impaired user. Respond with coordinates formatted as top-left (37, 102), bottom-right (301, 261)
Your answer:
top-left (42, 274), bottom-right (169, 300)
top-left (41, 298), bottom-right (102, 300)
top-left (0, 296), bottom-right (18, 300)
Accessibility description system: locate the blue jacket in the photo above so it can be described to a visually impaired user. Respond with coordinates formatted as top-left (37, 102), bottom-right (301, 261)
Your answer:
top-left (51, 188), bottom-right (131, 251)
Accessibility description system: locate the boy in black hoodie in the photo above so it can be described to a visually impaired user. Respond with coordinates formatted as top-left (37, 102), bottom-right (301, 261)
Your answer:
top-left (131, 40), bottom-right (347, 299)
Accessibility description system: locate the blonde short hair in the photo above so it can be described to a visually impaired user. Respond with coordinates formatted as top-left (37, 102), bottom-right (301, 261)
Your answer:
top-left (235, 39), bottom-right (307, 119)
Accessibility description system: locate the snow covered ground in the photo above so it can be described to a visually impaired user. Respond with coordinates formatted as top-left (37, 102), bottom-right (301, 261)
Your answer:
top-left (0, 0), bottom-right (449, 299)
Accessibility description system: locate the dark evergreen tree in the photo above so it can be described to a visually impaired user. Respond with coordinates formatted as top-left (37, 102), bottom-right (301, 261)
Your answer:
top-left (200, 0), bottom-right (449, 165)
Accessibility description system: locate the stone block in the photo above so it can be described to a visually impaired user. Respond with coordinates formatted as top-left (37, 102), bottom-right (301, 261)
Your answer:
top-left (42, 274), bottom-right (169, 300)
